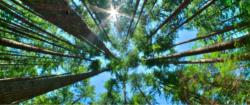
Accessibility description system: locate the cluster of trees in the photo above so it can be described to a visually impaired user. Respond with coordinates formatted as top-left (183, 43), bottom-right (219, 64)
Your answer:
top-left (0, 0), bottom-right (250, 104)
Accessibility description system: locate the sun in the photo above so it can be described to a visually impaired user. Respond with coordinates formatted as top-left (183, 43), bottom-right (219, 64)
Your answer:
top-left (110, 9), bottom-right (117, 16)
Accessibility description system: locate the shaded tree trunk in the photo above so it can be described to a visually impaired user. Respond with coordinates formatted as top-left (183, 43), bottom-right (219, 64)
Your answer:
top-left (144, 34), bottom-right (250, 61)
top-left (164, 53), bottom-right (250, 64)
top-left (148, 0), bottom-right (192, 38)
top-left (71, 95), bottom-right (84, 105)
top-left (104, 94), bottom-right (109, 104)
top-left (170, 20), bottom-right (250, 47)
top-left (131, 0), bottom-right (148, 38)
top-left (20, 0), bottom-right (118, 60)
top-left (125, 0), bottom-right (140, 42)
top-left (0, 53), bottom-right (53, 59)
top-left (123, 81), bottom-right (127, 104)
top-left (0, 37), bottom-right (93, 61)
top-left (0, 73), bottom-right (70, 83)
top-left (0, 68), bottom-right (111, 104)
top-left (137, 85), bottom-right (152, 105)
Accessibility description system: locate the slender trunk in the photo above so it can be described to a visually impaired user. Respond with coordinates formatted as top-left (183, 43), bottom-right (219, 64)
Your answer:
top-left (137, 85), bottom-right (152, 105)
top-left (0, 63), bottom-right (42, 65)
top-left (0, 73), bottom-right (70, 83)
top-left (131, 0), bottom-right (148, 38)
top-left (20, 0), bottom-right (118, 61)
top-left (71, 95), bottom-right (84, 105)
top-left (9, 0), bottom-right (43, 17)
top-left (0, 68), bottom-right (111, 104)
top-left (123, 81), bottom-right (127, 104)
top-left (0, 2), bottom-right (78, 50)
top-left (125, 0), bottom-right (140, 43)
top-left (170, 20), bottom-right (250, 47)
top-left (87, 0), bottom-right (113, 45)
top-left (148, 0), bottom-right (192, 38)
top-left (0, 37), bottom-right (93, 61)
top-left (104, 94), bottom-right (109, 104)
top-left (144, 34), bottom-right (250, 61)
top-left (164, 53), bottom-right (250, 64)
top-left (0, 57), bottom-right (28, 61)
top-left (0, 53), bottom-right (53, 59)
top-left (166, 0), bottom-right (216, 36)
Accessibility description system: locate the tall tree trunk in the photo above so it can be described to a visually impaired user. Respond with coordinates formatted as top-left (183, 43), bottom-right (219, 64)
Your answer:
top-left (148, 0), bottom-right (192, 38)
top-left (125, 0), bottom-right (140, 43)
top-left (0, 57), bottom-right (28, 61)
top-left (87, 0), bottom-right (113, 45)
top-left (104, 94), bottom-right (109, 104)
top-left (20, 0), bottom-right (118, 60)
top-left (0, 73), bottom-right (70, 83)
top-left (131, 0), bottom-right (148, 38)
top-left (0, 53), bottom-right (53, 59)
top-left (0, 2), bottom-right (76, 48)
top-left (170, 20), bottom-right (250, 47)
top-left (166, 0), bottom-right (216, 36)
top-left (137, 85), bottom-right (152, 105)
top-left (0, 37), bottom-right (93, 61)
top-left (71, 95), bottom-right (84, 105)
top-left (144, 34), bottom-right (250, 61)
top-left (123, 81), bottom-right (127, 104)
top-left (0, 68), bottom-right (111, 104)
top-left (164, 53), bottom-right (250, 64)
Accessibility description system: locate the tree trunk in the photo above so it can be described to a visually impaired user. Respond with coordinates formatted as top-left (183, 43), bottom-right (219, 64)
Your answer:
top-left (0, 73), bottom-right (70, 83)
top-left (148, 0), bottom-right (192, 38)
top-left (170, 20), bottom-right (250, 47)
top-left (87, 0), bottom-right (113, 45)
top-left (144, 34), bottom-right (250, 61)
top-left (166, 0), bottom-right (216, 36)
top-left (123, 81), bottom-right (127, 104)
top-left (0, 37), bottom-right (93, 61)
top-left (0, 53), bottom-right (53, 59)
top-left (104, 94), bottom-right (109, 104)
top-left (125, 0), bottom-right (140, 42)
top-left (131, 0), bottom-right (148, 38)
top-left (0, 57), bottom-right (28, 61)
top-left (0, 68), bottom-right (111, 104)
top-left (71, 95), bottom-right (84, 105)
top-left (137, 85), bottom-right (152, 105)
top-left (0, 2), bottom-right (76, 48)
top-left (164, 53), bottom-right (250, 64)
top-left (20, 0), bottom-right (118, 61)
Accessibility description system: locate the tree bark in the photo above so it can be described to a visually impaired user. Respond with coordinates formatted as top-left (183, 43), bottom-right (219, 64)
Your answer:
top-left (0, 37), bottom-right (93, 61)
top-left (131, 0), bottom-right (148, 38)
top-left (144, 34), bottom-right (250, 61)
top-left (0, 68), bottom-right (111, 104)
top-left (148, 0), bottom-right (192, 38)
top-left (166, 0), bottom-right (216, 36)
top-left (0, 53), bottom-right (53, 59)
top-left (170, 20), bottom-right (250, 47)
top-left (125, 0), bottom-right (140, 43)
top-left (104, 94), bottom-right (109, 104)
top-left (164, 53), bottom-right (250, 64)
top-left (137, 85), bottom-right (152, 105)
top-left (71, 95), bottom-right (84, 105)
top-left (0, 73), bottom-right (70, 83)
top-left (123, 81), bottom-right (127, 104)
top-left (0, 2), bottom-right (76, 48)
top-left (20, 0), bottom-right (118, 60)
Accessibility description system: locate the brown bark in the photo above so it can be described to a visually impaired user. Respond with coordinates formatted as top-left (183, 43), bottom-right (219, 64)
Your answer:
top-left (144, 34), bottom-right (250, 61)
top-left (0, 2), bottom-right (79, 50)
top-left (0, 73), bottom-right (70, 83)
top-left (131, 0), bottom-right (148, 38)
top-left (137, 85), bottom-right (152, 105)
top-left (104, 95), bottom-right (109, 104)
top-left (170, 20), bottom-right (250, 47)
top-left (166, 0), bottom-right (216, 36)
top-left (0, 68), bottom-right (111, 104)
top-left (148, 0), bottom-right (192, 38)
top-left (164, 53), bottom-right (250, 64)
top-left (0, 37), bottom-right (93, 61)
top-left (20, 0), bottom-right (118, 60)
top-left (71, 95), bottom-right (84, 105)
top-left (0, 53), bottom-right (53, 59)
top-left (123, 81), bottom-right (127, 104)
top-left (125, 0), bottom-right (140, 43)
top-left (87, 0), bottom-right (113, 45)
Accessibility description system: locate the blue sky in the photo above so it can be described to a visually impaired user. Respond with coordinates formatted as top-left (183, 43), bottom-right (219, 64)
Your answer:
top-left (89, 29), bottom-right (197, 104)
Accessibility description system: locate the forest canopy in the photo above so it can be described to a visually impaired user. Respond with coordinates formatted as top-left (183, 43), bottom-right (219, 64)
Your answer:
top-left (0, 0), bottom-right (250, 104)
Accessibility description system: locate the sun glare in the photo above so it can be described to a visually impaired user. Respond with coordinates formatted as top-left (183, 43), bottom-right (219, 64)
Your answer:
top-left (110, 9), bottom-right (117, 16)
